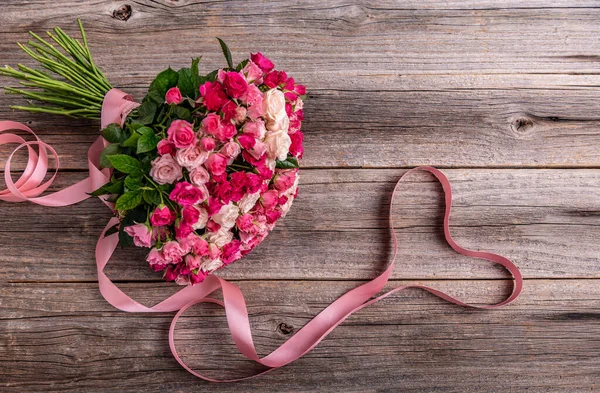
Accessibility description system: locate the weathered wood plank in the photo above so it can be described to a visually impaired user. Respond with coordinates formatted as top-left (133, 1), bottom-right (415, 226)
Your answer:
top-left (2, 279), bottom-right (599, 392)
top-left (1, 169), bottom-right (598, 281)
top-left (2, 2), bottom-right (600, 168)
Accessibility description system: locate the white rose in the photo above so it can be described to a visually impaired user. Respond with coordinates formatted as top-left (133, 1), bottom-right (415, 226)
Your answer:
top-left (263, 89), bottom-right (286, 120)
top-left (237, 191), bottom-right (261, 214)
top-left (175, 145), bottom-right (209, 171)
top-left (212, 202), bottom-right (240, 229)
top-left (192, 206), bottom-right (208, 230)
top-left (264, 130), bottom-right (292, 161)
top-left (266, 112), bottom-right (289, 133)
top-left (207, 228), bottom-right (234, 247)
top-left (200, 258), bottom-right (223, 273)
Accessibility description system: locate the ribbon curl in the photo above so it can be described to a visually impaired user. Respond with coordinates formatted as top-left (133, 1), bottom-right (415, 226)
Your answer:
top-left (0, 89), bottom-right (523, 381)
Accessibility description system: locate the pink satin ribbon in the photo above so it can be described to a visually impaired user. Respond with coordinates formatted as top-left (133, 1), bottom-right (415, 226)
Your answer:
top-left (1, 89), bottom-right (523, 382)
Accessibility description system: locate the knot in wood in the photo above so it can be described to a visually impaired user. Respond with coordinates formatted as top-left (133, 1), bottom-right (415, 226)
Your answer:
top-left (510, 116), bottom-right (534, 135)
top-left (112, 4), bottom-right (133, 21)
top-left (277, 322), bottom-right (294, 335)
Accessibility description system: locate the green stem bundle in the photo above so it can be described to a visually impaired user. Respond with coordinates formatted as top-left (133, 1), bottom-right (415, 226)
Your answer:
top-left (0, 19), bottom-right (112, 119)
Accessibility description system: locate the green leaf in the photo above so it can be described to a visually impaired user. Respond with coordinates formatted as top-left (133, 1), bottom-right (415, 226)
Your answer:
top-left (236, 59), bottom-right (249, 72)
top-left (137, 126), bottom-right (155, 137)
top-left (90, 178), bottom-right (124, 197)
top-left (275, 156), bottom-right (299, 169)
top-left (216, 38), bottom-right (234, 69)
top-left (136, 100), bottom-right (157, 125)
top-left (147, 67), bottom-right (179, 104)
top-left (101, 123), bottom-right (129, 144)
top-left (100, 144), bottom-right (123, 168)
top-left (121, 132), bottom-right (141, 148)
top-left (104, 222), bottom-right (120, 237)
top-left (137, 133), bottom-right (160, 154)
top-left (115, 190), bottom-right (143, 211)
top-left (143, 189), bottom-right (162, 205)
top-left (171, 105), bottom-right (192, 121)
top-left (124, 175), bottom-right (144, 191)
top-left (107, 154), bottom-right (143, 174)
top-left (178, 57), bottom-right (202, 99)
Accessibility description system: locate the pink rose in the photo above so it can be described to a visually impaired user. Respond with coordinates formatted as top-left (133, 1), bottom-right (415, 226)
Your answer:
top-left (175, 144), bottom-right (209, 170)
top-left (260, 190), bottom-right (279, 210)
top-left (150, 154), bottom-right (183, 185)
top-left (235, 106), bottom-right (247, 123)
top-left (150, 205), bottom-right (176, 226)
top-left (189, 166), bottom-right (210, 185)
top-left (248, 140), bottom-right (268, 160)
top-left (242, 60), bottom-right (264, 83)
top-left (169, 181), bottom-right (206, 206)
top-left (208, 243), bottom-right (221, 259)
top-left (220, 141), bottom-right (241, 161)
top-left (204, 153), bottom-right (228, 176)
top-left (162, 241), bottom-right (186, 263)
top-left (236, 214), bottom-right (255, 233)
top-left (165, 87), bottom-right (183, 105)
top-left (157, 139), bottom-right (175, 155)
top-left (215, 123), bottom-right (237, 142)
top-left (250, 52), bottom-right (275, 73)
top-left (242, 119), bottom-right (267, 139)
top-left (221, 240), bottom-right (242, 265)
top-left (223, 71), bottom-right (248, 98)
top-left (200, 136), bottom-right (216, 151)
top-left (265, 209), bottom-right (282, 224)
top-left (124, 223), bottom-right (153, 248)
top-left (167, 120), bottom-right (197, 148)
top-left (274, 170), bottom-right (297, 192)
top-left (185, 254), bottom-right (202, 269)
top-left (201, 113), bottom-right (221, 135)
top-left (146, 247), bottom-right (165, 266)
top-left (199, 81), bottom-right (228, 111)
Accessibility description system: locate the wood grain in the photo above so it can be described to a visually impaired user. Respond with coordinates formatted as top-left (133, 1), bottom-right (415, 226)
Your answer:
top-left (1, 169), bottom-right (599, 281)
top-left (2, 279), bottom-right (599, 392)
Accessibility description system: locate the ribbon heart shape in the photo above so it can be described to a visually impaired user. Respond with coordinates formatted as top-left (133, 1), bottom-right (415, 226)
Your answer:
top-left (0, 89), bottom-right (523, 381)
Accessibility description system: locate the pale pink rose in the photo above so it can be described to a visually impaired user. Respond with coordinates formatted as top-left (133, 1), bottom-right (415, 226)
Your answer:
top-left (243, 120), bottom-right (267, 139)
top-left (212, 202), bottom-right (240, 230)
top-left (175, 275), bottom-right (191, 286)
top-left (200, 258), bottom-right (223, 273)
top-left (189, 166), bottom-right (210, 185)
top-left (176, 144), bottom-right (209, 170)
top-left (219, 141), bottom-right (241, 163)
top-left (207, 228), bottom-right (234, 247)
top-left (237, 191), bottom-right (261, 213)
top-left (264, 130), bottom-right (292, 161)
top-left (266, 112), bottom-right (289, 133)
top-left (162, 241), bottom-right (186, 263)
top-left (150, 154), bottom-right (183, 185)
top-left (241, 84), bottom-right (263, 106)
top-left (242, 60), bottom-right (264, 83)
top-left (192, 205), bottom-right (209, 230)
top-left (146, 247), bottom-right (165, 266)
top-left (124, 224), bottom-right (153, 247)
top-left (185, 254), bottom-right (203, 269)
top-left (234, 106), bottom-right (247, 123)
top-left (263, 89), bottom-right (286, 120)
top-left (165, 87), bottom-right (183, 105)
top-left (248, 140), bottom-right (268, 160)
top-left (295, 98), bottom-right (304, 111)
top-left (208, 243), bottom-right (221, 259)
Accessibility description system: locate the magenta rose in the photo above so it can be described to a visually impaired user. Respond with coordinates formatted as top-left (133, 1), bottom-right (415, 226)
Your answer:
top-left (223, 71), bottom-right (248, 98)
top-left (150, 205), bottom-right (176, 226)
top-left (200, 136), bottom-right (216, 151)
top-left (169, 181), bottom-right (205, 206)
top-left (165, 87), bottom-right (183, 105)
top-left (199, 81), bottom-right (228, 111)
top-left (204, 153), bottom-right (228, 176)
top-left (157, 139), bottom-right (175, 156)
top-left (167, 120), bottom-right (197, 148)
top-left (250, 52), bottom-right (275, 73)
top-left (201, 113), bottom-right (221, 135)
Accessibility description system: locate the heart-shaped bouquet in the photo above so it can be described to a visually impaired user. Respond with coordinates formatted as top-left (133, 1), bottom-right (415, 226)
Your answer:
top-left (0, 21), bottom-right (306, 285)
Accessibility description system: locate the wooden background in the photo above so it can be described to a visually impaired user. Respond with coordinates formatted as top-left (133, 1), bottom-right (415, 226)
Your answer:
top-left (1, 1), bottom-right (600, 391)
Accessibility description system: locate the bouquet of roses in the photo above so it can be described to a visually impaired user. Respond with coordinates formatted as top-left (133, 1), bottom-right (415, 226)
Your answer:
top-left (0, 21), bottom-right (306, 285)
